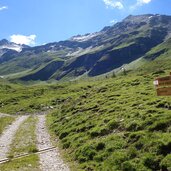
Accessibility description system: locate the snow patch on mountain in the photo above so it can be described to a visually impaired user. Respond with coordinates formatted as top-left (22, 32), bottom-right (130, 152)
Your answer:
top-left (0, 44), bottom-right (22, 52)
top-left (70, 32), bottom-right (101, 42)
top-left (0, 39), bottom-right (28, 53)
top-left (148, 16), bottom-right (153, 19)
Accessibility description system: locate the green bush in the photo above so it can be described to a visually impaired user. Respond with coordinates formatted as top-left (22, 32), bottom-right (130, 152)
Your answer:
top-left (103, 151), bottom-right (128, 170)
top-left (158, 142), bottom-right (171, 156)
top-left (160, 154), bottom-right (171, 170)
top-left (148, 119), bottom-right (171, 131)
top-left (59, 131), bottom-right (69, 139)
top-left (107, 119), bottom-right (119, 130)
top-left (75, 145), bottom-right (96, 163)
top-left (143, 153), bottom-right (161, 170)
top-left (122, 161), bottom-right (136, 171)
top-left (96, 142), bottom-right (105, 151)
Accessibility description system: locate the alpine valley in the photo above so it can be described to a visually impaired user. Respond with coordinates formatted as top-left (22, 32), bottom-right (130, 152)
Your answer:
top-left (1, 14), bottom-right (171, 81)
top-left (1, 13), bottom-right (171, 171)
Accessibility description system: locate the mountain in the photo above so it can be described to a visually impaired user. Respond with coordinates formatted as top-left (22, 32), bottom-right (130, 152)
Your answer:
top-left (0, 14), bottom-right (171, 81)
top-left (0, 39), bottom-right (29, 63)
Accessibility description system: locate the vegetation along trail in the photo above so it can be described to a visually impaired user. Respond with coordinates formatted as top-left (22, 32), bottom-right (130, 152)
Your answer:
top-left (0, 115), bottom-right (29, 161)
top-left (36, 115), bottom-right (70, 171)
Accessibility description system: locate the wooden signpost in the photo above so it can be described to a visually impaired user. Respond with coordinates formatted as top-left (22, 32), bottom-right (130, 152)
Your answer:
top-left (154, 72), bottom-right (171, 96)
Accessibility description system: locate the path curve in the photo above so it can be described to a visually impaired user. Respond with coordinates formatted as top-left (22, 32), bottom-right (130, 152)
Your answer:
top-left (0, 115), bottom-right (28, 160)
top-left (36, 115), bottom-right (70, 171)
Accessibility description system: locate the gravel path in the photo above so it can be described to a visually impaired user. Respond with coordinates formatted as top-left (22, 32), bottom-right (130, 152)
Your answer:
top-left (0, 115), bottom-right (28, 160)
top-left (36, 115), bottom-right (70, 171)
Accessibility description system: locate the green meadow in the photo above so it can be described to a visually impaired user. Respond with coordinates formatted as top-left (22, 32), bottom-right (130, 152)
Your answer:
top-left (1, 68), bottom-right (171, 170)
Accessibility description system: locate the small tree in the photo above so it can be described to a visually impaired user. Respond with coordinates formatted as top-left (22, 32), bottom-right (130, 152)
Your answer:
top-left (122, 68), bottom-right (127, 75)
top-left (112, 71), bottom-right (116, 78)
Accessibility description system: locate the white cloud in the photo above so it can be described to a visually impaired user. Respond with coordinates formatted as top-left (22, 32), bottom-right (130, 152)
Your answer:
top-left (110, 19), bottom-right (117, 24)
top-left (0, 6), bottom-right (8, 11)
top-left (137, 0), bottom-right (152, 5)
top-left (130, 0), bottom-right (152, 9)
top-left (103, 0), bottom-right (124, 9)
top-left (10, 34), bottom-right (36, 45)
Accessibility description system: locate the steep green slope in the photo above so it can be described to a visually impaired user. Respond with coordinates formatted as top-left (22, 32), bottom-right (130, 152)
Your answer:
top-left (20, 59), bottom-right (64, 81)
top-left (0, 52), bottom-right (56, 75)
top-left (88, 26), bottom-right (168, 76)
top-left (132, 38), bottom-right (171, 74)
top-left (54, 16), bottom-right (171, 80)
top-left (119, 37), bottom-right (171, 76)
top-left (144, 37), bottom-right (171, 61)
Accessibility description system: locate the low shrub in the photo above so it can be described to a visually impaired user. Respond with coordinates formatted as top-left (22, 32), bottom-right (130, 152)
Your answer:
top-left (160, 154), bottom-right (171, 170)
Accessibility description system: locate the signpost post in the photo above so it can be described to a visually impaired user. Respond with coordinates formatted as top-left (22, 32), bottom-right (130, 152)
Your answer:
top-left (154, 72), bottom-right (171, 96)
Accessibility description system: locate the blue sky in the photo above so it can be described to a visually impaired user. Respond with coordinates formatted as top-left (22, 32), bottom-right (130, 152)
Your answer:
top-left (0, 0), bottom-right (171, 45)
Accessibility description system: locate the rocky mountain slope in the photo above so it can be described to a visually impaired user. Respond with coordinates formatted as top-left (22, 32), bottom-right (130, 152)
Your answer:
top-left (0, 14), bottom-right (171, 81)
top-left (0, 39), bottom-right (29, 63)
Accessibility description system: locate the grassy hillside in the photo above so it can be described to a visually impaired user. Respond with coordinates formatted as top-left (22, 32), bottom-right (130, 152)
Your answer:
top-left (0, 52), bottom-right (59, 76)
top-left (1, 67), bottom-right (171, 170)
top-left (46, 73), bottom-right (171, 171)
top-left (20, 59), bottom-right (64, 81)
top-left (139, 38), bottom-right (171, 72)
top-left (122, 38), bottom-right (171, 75)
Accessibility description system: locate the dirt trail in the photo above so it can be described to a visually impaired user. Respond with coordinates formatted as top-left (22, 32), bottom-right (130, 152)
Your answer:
top-left (36, 115), bottom-right (70, 171)
top-left (0, 115), bottom-right (28, 160)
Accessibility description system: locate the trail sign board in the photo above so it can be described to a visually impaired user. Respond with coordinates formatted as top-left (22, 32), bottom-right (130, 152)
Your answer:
top-left (156, 87), bottom-right (171, 96)
top-left (155, 76), bottom-right (171, 86)
top-left (154, 73), bottom-right (171, 96)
